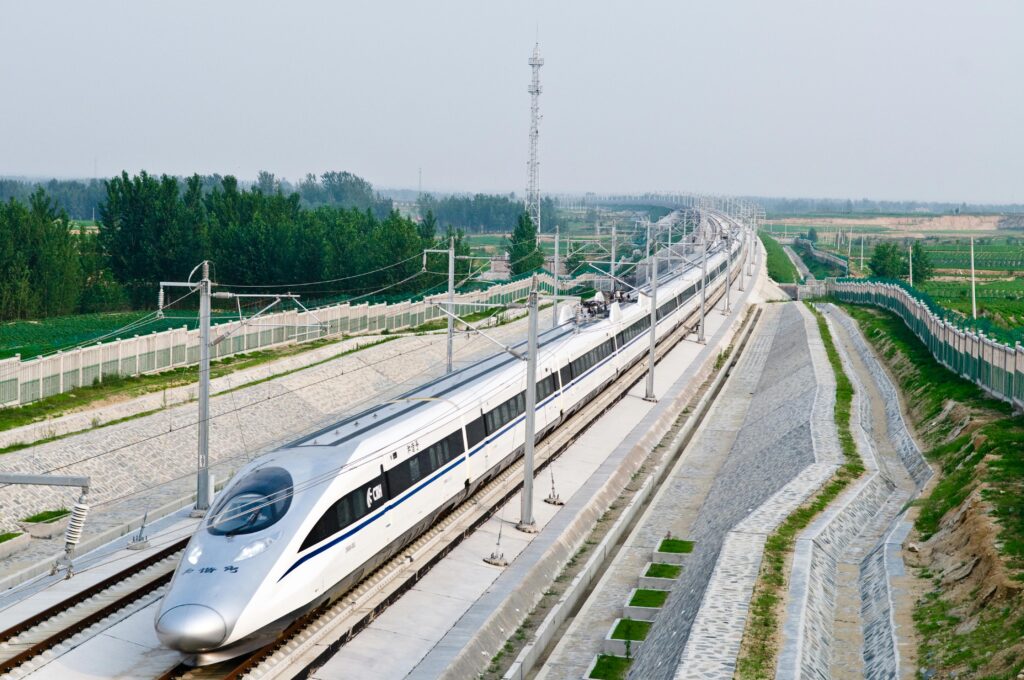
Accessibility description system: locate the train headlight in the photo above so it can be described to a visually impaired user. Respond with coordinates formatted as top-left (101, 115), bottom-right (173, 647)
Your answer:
top-left (187, 545), bottom-right (203, 565)
top-left (234, 532), bottom-right (279, 562)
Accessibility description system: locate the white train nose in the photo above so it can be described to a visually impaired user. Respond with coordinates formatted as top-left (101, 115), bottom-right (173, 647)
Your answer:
top-left (156, 604), bottom-right (227, 652)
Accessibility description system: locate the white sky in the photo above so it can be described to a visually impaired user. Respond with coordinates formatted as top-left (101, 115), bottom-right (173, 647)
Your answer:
top-left (1, 1), bottom-right (1022, 203)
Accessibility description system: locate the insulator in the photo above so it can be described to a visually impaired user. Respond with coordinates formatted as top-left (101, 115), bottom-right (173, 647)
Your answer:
top-left (156, 288), bottom-right (165, 319)
top-left (63, 502), bottom-right (89, 550)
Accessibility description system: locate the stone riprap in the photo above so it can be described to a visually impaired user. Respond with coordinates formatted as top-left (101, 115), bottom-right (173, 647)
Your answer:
top-left (0, 312), bottom-right (550, 578)
top-left (774, 303), bottom-right (930, 680)
top-left (612, 302), bottom-right (835, 680)
top-left (667, 303), bottom-right (841, 680)
top-left (824, 304), bottom-right (930, 489)
top-left (824, 304), bottom-right (930, 678)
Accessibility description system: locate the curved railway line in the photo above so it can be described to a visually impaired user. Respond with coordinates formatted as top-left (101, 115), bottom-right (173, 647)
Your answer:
top-left (0, 216), bottom-right (752, 680)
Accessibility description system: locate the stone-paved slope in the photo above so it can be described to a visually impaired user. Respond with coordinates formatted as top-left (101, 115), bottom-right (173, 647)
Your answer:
top-left (629, 303), bottom-right (821, 680)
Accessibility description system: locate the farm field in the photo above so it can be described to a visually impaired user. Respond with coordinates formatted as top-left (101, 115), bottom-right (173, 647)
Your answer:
top-left (920, 238), bottom-right (1024, 272)
top-left (0, 310), bottom-right (231, 360)
top-left (918, 277), bottom-right (1024, 330)
top-left (764, 213), bottom-right (1012, 237)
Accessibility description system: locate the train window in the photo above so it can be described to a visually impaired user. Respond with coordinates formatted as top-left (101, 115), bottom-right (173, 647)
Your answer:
top-left (560, 364), bottom-right (573, 386)
top-left (537, 374), bottom-right (557, 401)
top-left (207, 467), bottom-right (293, 536)
top-left (299, 475), bottom-right (386, 551)
top-left (466, 416), bottom-right (486, 448)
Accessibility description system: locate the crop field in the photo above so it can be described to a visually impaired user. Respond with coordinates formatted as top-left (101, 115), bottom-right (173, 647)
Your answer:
top-left (0, 310), bottom-right (236, 360)
top-left (918, 278), bottom-right (1024, 329)
top-left (920, 239), bottom-right (1024, 271)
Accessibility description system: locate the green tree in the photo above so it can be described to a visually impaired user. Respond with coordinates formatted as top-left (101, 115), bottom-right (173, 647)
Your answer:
top-left (507, 212), bottom-right (544, 276)
top-left (910, 242), bottom-right (934, 284)
top-left (0, 190), bottom-right (81, 320)
top-left (807, 227), bottom-right (818, 242)
top-left (868, 242), bottom-right (907, 279)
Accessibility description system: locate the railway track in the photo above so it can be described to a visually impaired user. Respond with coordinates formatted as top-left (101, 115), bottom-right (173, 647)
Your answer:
top-left (0, 539), bottom-right (188, 677)
top-left (0, 232), bottom-right (749, 680)
top-left (155, 261), bottom-right (741, 680)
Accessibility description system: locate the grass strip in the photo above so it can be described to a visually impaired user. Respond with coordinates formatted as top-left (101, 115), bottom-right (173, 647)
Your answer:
top-left (0, 532), bottom-right (22, 543)
top-left (736, 302), bottom-right (864, 678)
top-left (658, 538), bottom-right (694, 553)
top-left (590, 654), bottom-right (632, 679)
top-left (629, 589), bottom-right (668, 608)
top-left (611, 618), bottom-right (651, 641)
top-left (22, 508), bottom-right (69, 523)
top-left (645, 563), bottom-right (681, 579)
top-left (759, 232), bottom-right (801, 284)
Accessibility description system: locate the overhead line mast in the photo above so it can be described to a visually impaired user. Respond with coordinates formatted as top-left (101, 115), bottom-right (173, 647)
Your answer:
top-left (526, 43), bottom-right (544, 233)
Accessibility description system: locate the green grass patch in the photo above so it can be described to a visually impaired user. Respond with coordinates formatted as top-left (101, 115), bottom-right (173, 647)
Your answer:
top-left (759, 232), bottom-right (801, 284)
top-left (658, 538), bottom-right (694, 553)
top-left (589, 654), bottom-right (632, 679)
top-left (736, 303), bottom-right (864, 678)
top-left (611, 618), bottom-right (651, 641)
top-left (629, 589), bottom-right (668, 608)
top-left (0, 532), bottom-right (22, 543)
top-left (22, 508), bottom-right (69, 523)
top-left (644, 562), bottom-right (681, 579)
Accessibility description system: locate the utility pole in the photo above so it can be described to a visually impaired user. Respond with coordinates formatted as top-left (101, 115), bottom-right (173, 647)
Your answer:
top-left (161, 260), bottom-right (212, 512)
top-left (970, 237), bottom-right (978, 320)
top-left (698, 220), bottom-right (707, 344)
top-left (552, 225), bottom-right (560, 328)
top-left (724, 230), bottom-right (732, 314)
top-left (161, 262), bottom-right (302, 513)
top-left (610, 223), bottom-right (617, 281)
top-left (860, 237), bottom-right (865, 273)
top-left (909, 244), bottom-right (914, 287)
top-left (517, 276), bottom-right (539, 533)
top-left (645, 221), bottom-right (658, 401)
top-left (423, 238), bottom-right (486, 374)
top-left (196, 262), bottom-right (212, 511)
top-left (738, 228), bottom-right (746, 293)
top-left (447, 236), bottom-right (455, 372)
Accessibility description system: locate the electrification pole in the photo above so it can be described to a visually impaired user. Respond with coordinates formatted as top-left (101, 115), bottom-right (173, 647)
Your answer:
top-left (698, 224), bottom-right (707, 344)
top-left (552, 225), bottom-right (560, 328)
top-left (196, 262), bottom-right (211, 510)
top-left (517, 276), bottom-right (539, 533)
top-left (645, 222), bottom-right (658, 401)
top-left (161, 263), bottom-right (303, 514)
top-left (610, 223), bottom-right (617, 281)
top-left (724, 230), bottom-right (732, 314)
top-left (447, 236), bottom-right (455, 373)
top-left (909, 244), bottom-right (914, 287)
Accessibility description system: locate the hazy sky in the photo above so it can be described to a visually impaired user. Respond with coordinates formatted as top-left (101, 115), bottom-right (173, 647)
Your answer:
top-left (2, 1), bottom-right (1022, 203)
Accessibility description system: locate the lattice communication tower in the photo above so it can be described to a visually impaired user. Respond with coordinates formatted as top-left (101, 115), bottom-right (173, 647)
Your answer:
top-left (526, 43), bottom-right (544, 233)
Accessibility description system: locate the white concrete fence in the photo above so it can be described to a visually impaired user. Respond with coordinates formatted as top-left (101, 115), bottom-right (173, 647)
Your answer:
top-left (1, 272), bottom-right (589, 408)
top-left (828, 279), bottom-right (1023, 410)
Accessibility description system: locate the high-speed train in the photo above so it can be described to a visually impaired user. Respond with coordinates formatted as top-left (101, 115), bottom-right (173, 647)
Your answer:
top-left (155, 213), bottom-right (747, 662)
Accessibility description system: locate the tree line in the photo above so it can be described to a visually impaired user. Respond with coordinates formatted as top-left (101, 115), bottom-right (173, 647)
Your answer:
top-left (0, 171), bottom-right (482, 322)
top-left (417, 193), bottom-right (556, 233)
top-left (0, 171), bottom-right (396, 223)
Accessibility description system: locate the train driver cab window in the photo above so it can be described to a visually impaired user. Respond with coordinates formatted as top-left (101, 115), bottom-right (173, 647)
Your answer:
top-left (207, 466), bottom-right (293, 536)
